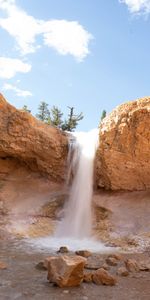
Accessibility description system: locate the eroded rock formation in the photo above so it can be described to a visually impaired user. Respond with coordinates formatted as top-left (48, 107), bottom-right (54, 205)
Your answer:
top-left (0, 94), bottom-right (68, 182)
top-left (96, 97), bottom-right (150, 190)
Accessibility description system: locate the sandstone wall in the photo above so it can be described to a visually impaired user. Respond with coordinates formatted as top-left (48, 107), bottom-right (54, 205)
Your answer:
top-left (0, 94), bottom-right (68, 182)
top-left (96, 97), bottom-right (150, 190)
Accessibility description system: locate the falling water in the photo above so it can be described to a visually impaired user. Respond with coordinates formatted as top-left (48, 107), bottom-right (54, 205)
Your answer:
top-left (56, 129), bottom-right (99, 239)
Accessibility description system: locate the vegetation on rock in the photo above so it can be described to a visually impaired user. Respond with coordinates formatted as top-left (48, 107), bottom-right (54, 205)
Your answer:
top-left (23, 101), bottom-right (84, 131)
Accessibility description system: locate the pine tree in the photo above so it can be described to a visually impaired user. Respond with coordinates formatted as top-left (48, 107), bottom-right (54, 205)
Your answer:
top-left (101, 110), bottom-right (106, 121)
top-left (61, 107), bottom-right (83, 132)
top-left (36, 101), bottom-right (50, 123)
top-left (50, 106), bottom-right (63, 128)
top-left (22, 105), bottom-right (31, 113)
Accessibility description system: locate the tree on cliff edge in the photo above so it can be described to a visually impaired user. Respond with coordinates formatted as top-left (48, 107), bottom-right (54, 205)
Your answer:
top-left (22, 105), bottom-right (31, 113)
top-left (36, 101), bottom-right (51, 124)
top-left (100, 109), bottom-right (106, 121)
top-left (36, 102), bottom-right (83, 131)
top-left (50, 106), bottom-right (63, 128)
top-left (61, 106), bottom-right (84, 132)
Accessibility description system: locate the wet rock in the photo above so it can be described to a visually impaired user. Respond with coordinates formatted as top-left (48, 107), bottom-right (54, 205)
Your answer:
top-left (57, 246), bottom-right (69, 253)
top-left (83, 272), bottom-right (93, 283)
top-left (106, 257), bottom-right (118, 266)
top-left (47, 255), bottom-right (87, 287)
top-left (0, 261), bottom-right (7, 269)
top-left (92, 268), bottom-right (117, 286)
top-left (125, 259), bottom-right (139, 272)
top-left (117, 267), bottom-right (129, 277)
top-left (75, 250), bottom-right (92, 258)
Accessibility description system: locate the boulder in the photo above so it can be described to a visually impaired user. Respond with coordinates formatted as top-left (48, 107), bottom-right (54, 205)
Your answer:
top-left (47, 255), bottom-right (87, 287)
top-left (96, 97), bottom-right (150, 190)
top-left (125, 259), bottom-right (139, 272)
top-left (0, 94), bottom-right (68, 182)
top-left (92, 268), bottom-right (117, 286)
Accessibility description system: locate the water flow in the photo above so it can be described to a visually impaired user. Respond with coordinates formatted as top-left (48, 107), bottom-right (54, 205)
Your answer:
top-left (56, 128), bottom-right (99, 239)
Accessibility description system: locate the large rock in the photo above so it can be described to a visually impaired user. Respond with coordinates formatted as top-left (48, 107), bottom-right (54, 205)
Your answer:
top-left (0, 94), bottom-right (68, 182)
top-left (47, 255), bottom-right (87, 287)
top-left (96, 97), bottom-right (150, 190)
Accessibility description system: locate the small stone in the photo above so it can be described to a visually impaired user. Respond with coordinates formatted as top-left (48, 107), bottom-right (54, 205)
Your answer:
top-left (125, 259), bottom-right (139, 272)
top-left (108, 254), bottom-right (122, 261)
top-left (0, 262), bottom-right (7, 270)
top-left (75, 250), bottom-right (92, 258)
top-left (139, 261), bottom-right (150, 271)
top-left (47, 255), bottom-right (87, 287)
top-left (117, 267), bottom-right (129, 277)
top-left (92, 268), bottom-right (117, 286)
top-left (35, 261), bottom-right (47, 271)
top-left (83, 272), bottom-right (93, 283)
top-left (82, 297), bottom-right (88, 300)
top-left (57, 246), bottom-right (69, 253)
top-left (106, 257), bottom-right (118, 266)
top-left (102, 263), bottom-right (110, 271)
top-left (63, 290), bottom-right (69, 294)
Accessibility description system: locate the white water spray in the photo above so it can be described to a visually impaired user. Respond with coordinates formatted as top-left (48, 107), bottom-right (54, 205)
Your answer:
top-left (56, 128), bottom-right (99, 239)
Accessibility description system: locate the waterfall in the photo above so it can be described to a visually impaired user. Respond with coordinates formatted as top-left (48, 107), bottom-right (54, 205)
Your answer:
top-left (56, 129), bottom-right (99, 239)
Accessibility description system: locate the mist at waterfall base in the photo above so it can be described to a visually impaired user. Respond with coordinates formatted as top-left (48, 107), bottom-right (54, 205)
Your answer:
top-left (31, 129), bottom-right (110, 252)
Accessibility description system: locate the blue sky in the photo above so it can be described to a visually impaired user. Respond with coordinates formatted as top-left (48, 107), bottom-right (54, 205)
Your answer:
top-left (0, 0), bottom-right (150, 130)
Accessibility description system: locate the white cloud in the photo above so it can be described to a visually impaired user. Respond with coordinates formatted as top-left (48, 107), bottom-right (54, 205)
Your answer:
top-left (42, 20), bottom-right (92, 61)
top-left (120, 0), bottom-right (150, 14)
top-left (3, 83), bottom-right (32, 97)
top-left (0, 0), bottom-right (92, 61)
top-left (0, 0), bottom-right (43, 54)
top-left (0, 57), bottom-right (31, 79)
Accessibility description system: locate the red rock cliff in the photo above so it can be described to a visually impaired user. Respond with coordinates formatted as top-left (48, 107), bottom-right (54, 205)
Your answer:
top-left (0, 94), bottom-right (68, 182)
top-left (96, 97), bottom-right (150, 190)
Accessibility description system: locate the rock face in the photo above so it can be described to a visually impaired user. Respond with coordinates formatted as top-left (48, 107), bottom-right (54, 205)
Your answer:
top-left (47, 255), bottom-right (87, 287)
top-left (0, 94), bottom-right (68, 182)
top-left (96, 97), bottom-right (150, 190)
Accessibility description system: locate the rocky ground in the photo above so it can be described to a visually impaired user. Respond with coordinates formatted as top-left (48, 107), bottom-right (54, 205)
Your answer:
top-left (0, 231), bottom-right (150, 300)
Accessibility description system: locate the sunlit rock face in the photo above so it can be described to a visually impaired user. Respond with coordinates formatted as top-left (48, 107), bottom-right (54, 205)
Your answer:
top-left (96, 97), bottom-right (150, 190)
top-left (0, 94), bottom-right (68, 182)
